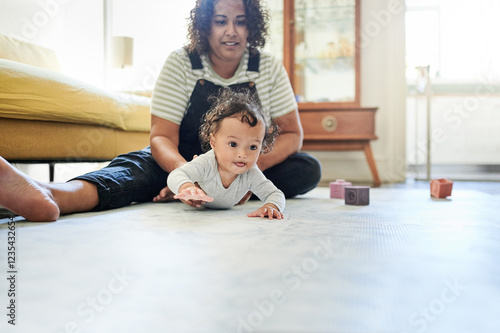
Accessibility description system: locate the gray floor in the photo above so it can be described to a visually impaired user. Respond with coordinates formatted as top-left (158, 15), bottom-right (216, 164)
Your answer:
top-left (1, 184), bottom-right (500, 333)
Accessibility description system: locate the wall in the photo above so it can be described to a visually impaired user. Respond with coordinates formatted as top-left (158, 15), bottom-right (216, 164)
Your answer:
top-left (106, 0), bottom-right (196, 92)
top-left (405, 0), bottom-right (500, 172)
top-left (306, 0), bottom-right (407, 184)
top-left (0, 0), bottom-right (408, 185)
top-left (0, 0), bottom-right (105, 87)
top-left (0, 0), bottom-right (195, 90)
top-left (407, 94), bottom-right (500, 166)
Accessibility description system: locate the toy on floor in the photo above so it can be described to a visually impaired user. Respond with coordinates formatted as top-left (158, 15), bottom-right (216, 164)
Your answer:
top-left (344, 186), bottom-right (370, 206)
top-left (330, 179), bottom-right (352, 199)
top-left (430, 178), bottom-right (453, 198)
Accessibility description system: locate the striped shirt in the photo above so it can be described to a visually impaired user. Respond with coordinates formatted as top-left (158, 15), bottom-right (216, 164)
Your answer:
top-left (150, 48), bottom-right (298, 124)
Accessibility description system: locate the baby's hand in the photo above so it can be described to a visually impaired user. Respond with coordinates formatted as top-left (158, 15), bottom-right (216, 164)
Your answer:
top-left (247, 204), bottom-right (284, 220)
top-left (174, 185), bottom-right (214, 207)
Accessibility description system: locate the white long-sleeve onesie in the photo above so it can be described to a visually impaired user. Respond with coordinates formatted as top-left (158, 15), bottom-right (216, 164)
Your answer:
top-left (167, 150), bottom-right (285, 211)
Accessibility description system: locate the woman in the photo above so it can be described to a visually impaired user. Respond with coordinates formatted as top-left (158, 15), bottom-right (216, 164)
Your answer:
top-left (0, 0), bottom-right (321, 221)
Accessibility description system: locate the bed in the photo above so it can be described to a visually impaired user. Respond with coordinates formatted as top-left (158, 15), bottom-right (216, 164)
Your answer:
top-left (0, 34), bottom-right (151, 180)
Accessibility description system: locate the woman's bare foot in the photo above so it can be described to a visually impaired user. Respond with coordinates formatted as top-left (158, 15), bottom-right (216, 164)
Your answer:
top-left (0, 157), bottom-right (60, 221)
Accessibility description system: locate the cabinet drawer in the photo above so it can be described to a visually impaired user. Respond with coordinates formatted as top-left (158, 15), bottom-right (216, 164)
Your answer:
top-left (299, 107), bottom-right (377, 140)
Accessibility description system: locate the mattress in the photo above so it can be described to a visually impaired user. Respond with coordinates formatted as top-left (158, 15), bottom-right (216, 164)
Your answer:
top-left (0, 117), bottom-right (150, 160)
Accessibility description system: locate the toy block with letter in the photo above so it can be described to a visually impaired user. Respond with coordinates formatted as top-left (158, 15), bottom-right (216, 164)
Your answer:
top-left (430, 179), bottom-right (453, 198)
top-left (344, 186), bottom-right (370, 206)
top-left (330, 179), bottom-right (352, 199)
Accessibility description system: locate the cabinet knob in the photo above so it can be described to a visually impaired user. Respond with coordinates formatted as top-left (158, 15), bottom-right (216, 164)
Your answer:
top-left (321, 116), bottom-right (338, 132)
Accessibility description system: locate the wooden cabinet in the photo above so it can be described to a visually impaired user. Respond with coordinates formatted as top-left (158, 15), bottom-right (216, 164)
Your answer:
top-left (266, 0), bottom-right (380, 186)
top-left (298, 106), bottom-right (380, 187)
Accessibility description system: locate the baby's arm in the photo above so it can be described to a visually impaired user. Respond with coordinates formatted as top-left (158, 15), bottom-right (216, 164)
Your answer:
top-left (167, 154), bottom-right (214, 208)
top-left (247, 204), bottom-right (284, 220)
top-left (245, 167), bottom-right (285, 219)
top-left (174, 182), bottom-right (214, 207)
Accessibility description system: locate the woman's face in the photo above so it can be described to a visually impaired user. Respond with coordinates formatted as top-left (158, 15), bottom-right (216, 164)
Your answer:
top-left (208, 0), bottom-right (249, 64)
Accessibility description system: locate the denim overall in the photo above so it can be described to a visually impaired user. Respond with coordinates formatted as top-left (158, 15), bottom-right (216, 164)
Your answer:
top-left (178, 49), bottom-right (261, 161)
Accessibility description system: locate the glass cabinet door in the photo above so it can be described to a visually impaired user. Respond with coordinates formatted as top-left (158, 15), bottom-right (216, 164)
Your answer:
top-left (264, 0), bottom-right (360, 107)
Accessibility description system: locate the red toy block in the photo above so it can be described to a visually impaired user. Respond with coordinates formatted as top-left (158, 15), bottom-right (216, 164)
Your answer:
top-left (430, 179), bottom-right (453, 198)
top-left (330, 179), bottom-right (352, 199)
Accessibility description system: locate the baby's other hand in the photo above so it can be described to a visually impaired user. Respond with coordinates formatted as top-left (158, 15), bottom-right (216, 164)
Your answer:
top-left (247, 204), bottom-right (283, 220)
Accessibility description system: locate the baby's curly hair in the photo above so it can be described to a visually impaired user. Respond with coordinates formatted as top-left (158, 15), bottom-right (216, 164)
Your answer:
top-left (186, 0), bottom-right (270, 55)
top-left (199, 88), bottom-right (279, 154)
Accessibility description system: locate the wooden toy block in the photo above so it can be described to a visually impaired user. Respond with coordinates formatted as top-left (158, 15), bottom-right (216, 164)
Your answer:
top-left (430, 179), bottom-right (453, 198)
top-left (344, 186), bottom-right (370, 206)
top-left (330, 179), bottom-right (352, 199)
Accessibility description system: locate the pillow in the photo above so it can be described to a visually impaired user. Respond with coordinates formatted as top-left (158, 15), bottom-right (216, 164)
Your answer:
top-left (0, 33), bottom-right (61, 72)
top-left (0, 58), bottom-right (151, 132)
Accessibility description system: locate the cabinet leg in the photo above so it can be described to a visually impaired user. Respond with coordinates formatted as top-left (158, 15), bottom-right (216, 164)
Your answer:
top-left (363, 142), bottom-right (381, 187)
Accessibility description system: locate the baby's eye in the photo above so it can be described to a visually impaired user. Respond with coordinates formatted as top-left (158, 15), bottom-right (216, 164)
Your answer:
top-left (249, 145), bottom-right (258, 150)
top-left (229, 142), bottom-right (237, 148)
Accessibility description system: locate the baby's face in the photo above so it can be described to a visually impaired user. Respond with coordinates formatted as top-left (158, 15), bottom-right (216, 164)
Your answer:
top-left (210, 115), bottom-right (265, 176)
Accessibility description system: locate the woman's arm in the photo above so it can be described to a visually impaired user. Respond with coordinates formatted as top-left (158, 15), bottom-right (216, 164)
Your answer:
top-left (151, 114), bottom-right (208, 206)
top-left (150, 114), bottom-right (187, 173)
top-left (257, 109), bottom-right (303, 171)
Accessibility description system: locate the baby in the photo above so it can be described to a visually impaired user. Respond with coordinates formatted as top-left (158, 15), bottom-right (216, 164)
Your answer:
top-left (167, 88), bottom-right (285, 219)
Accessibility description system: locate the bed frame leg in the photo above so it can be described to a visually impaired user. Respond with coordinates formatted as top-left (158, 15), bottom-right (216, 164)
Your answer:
top-left (49, 162), bottom-right (55, 182)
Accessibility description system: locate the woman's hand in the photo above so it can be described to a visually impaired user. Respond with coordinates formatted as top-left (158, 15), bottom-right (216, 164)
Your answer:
top-left (174, 184), bottom-right (214, 208)
top-left (247, 204), bottom-right (284, 220)
top-left (153, 186), bottom-right (176, 202)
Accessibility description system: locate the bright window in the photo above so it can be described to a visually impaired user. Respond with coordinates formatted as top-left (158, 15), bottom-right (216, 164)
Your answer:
top-left (406, 0), bottom-right (500, 84)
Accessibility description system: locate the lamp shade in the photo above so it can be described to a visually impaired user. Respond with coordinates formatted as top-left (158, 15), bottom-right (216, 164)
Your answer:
top-left (111, 36), bottom-right (133, 68)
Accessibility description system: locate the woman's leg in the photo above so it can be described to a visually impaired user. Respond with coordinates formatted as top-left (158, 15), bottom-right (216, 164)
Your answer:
top-left (71, 148), bottom-right (168, 211)
top-left (0, 157), bottom-right (98, 221)
top-left (263, 152), bottom-right (322, 198)
top-left (1, 148), bottom-right (168, 222)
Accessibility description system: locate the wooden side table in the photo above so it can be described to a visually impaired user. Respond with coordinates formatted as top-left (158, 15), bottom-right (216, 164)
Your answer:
top-left (299, 107), bottom-right (381, 187)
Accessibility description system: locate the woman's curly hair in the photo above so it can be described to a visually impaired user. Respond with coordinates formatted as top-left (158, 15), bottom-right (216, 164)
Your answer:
top-left (199, 88), bottom-right (279, 154)
top-left (186, 0), bottom-right (269, 54)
